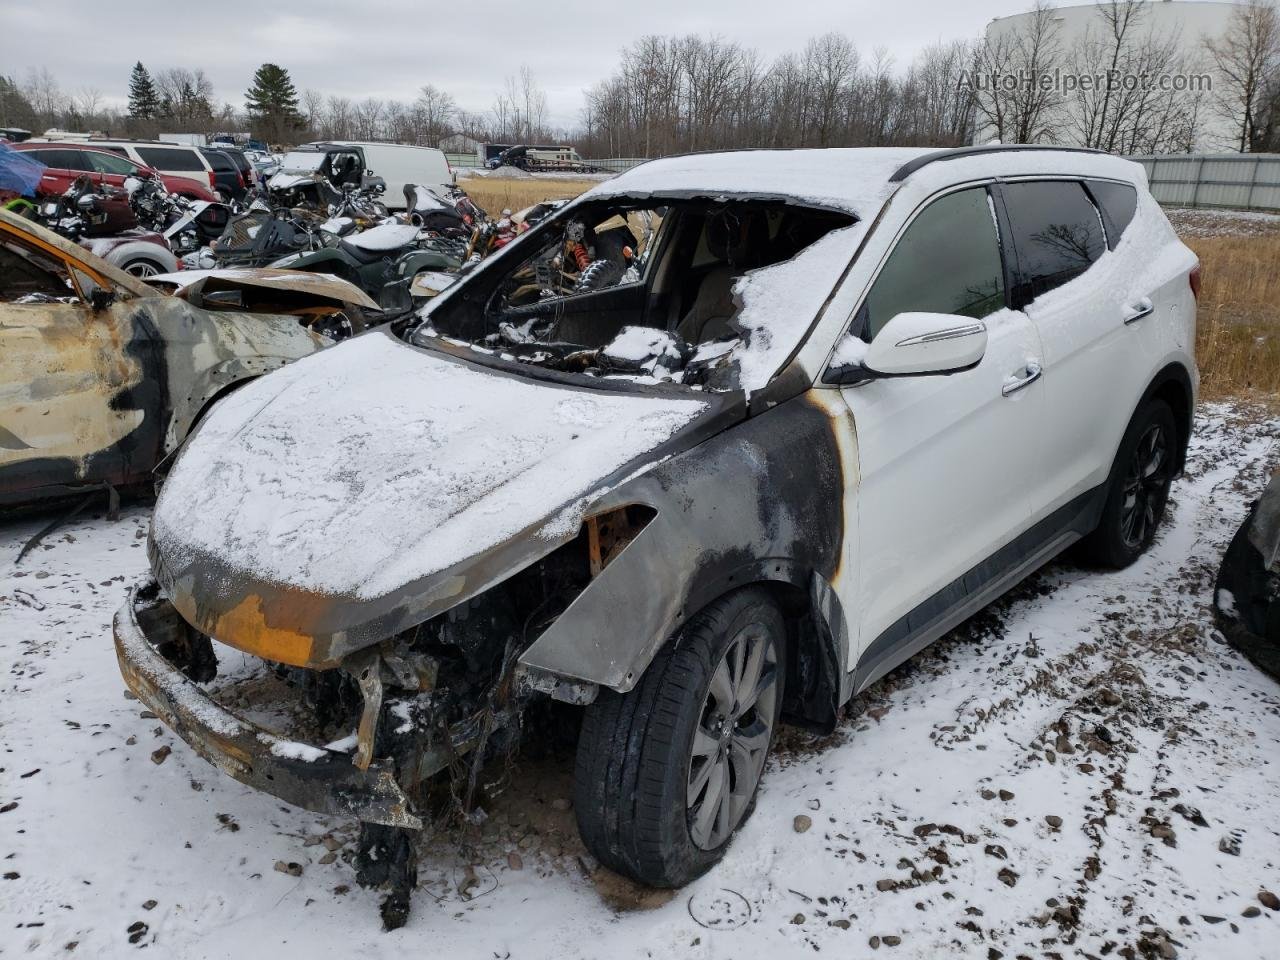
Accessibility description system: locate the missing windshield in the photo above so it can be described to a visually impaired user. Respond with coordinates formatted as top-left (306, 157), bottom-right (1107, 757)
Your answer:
top-left (412, 197), bottom-right (855, 390)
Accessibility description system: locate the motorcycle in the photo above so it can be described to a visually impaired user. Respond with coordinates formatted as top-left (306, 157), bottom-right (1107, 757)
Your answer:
top-left (126, 175), bottom-right (230, 257)
top-left (36, 174), bottom-right (135, 239)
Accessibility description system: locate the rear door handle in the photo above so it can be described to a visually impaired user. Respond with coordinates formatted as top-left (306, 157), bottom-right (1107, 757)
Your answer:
top-left (1124, 297), bottom-right (1154, 324)
top-left (1002, 359), bottom-right (1042, 397)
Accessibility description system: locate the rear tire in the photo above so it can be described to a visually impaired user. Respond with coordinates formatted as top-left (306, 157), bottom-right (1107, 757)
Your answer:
top-left (573, 586), bottom-right (785, 887)
top-left (1079, 398), bottom-right (1178, 568)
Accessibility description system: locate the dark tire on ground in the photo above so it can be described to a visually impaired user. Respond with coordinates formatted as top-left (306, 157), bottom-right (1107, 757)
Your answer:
top-left (1078, 397), bottom-right (1178, 568)
top-left (573, 586), bottom-right (785, 887)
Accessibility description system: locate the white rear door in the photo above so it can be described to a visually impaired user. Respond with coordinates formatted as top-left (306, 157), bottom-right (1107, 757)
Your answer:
top-left (996, 178), bottom-right (1141, 515)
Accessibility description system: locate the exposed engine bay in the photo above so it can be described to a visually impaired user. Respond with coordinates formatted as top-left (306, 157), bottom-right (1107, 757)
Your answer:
top-left (410, 197), bottom-right (854, 389)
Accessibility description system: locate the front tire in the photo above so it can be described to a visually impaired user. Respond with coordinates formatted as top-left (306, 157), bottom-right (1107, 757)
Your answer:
top-left (1079, 398), bottom-right (1178, 568)
top-left (574, 586), bottom-right (784, 887)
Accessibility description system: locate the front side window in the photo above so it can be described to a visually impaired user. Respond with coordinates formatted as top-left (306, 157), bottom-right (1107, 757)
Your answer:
top-left (136, 147), bottom-right (204, 172)
top-left (85, 151), bottom-right (141, 175)
top-left (1001, 181), bottom-right (1106, 308)
top-left (858, 187), bottom-right (1006, 340)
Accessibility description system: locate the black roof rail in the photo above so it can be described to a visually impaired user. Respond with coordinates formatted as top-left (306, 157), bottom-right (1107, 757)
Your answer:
top-left (889, 144), bottom-right (1109, 182)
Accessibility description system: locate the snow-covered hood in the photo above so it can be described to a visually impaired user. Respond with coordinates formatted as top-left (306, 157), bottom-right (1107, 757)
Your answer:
top-left (266, 171), bottom-right (321, 191)
top-left (150, 331), bottom-right (719, 659)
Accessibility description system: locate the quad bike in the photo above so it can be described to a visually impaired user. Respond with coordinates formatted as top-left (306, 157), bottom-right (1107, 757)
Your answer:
top-left (208, 206), bottom-right (322, 268)
top-left (270, 221), bottom-right (461, 312)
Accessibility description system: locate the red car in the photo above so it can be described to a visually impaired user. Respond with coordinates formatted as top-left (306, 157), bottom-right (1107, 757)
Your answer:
top-left (12, 142), bottom-right (218, 202)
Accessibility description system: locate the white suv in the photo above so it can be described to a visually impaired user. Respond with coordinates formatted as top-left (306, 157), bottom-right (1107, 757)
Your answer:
top-left (118, 145), bottom-right (1198, 922)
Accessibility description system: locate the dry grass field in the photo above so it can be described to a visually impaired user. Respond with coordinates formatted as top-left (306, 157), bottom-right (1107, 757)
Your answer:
top-left (1185, 235), bottom-right (1280, 402)
top-left (457, 176), bottom-right (598, 216)
top-left (454, 177), bottom-right (1278, 403)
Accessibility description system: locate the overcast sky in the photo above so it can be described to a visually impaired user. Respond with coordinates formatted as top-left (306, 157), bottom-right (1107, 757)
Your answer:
top-left (2, 0), bottom-right (1036, 128)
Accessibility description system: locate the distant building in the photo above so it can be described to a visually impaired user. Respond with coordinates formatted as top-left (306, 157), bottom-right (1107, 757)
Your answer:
top-left (980, 0), bottom-right (1242, 151)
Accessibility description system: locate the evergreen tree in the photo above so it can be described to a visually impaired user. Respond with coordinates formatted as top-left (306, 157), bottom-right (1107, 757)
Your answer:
top-left (128, 62), bottom-right (160, 120)
top-left (0, 75), bottom-right (38, 129)
top-left (245, 63), bottom-right (304, 144)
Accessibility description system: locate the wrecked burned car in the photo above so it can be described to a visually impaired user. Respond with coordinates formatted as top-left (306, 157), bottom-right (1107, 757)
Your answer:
top-left (1215, 467), bottom-right (1280, 679)
top-left (115, 146), bottom-right (1199, 926)
top-left (0, 208), bottom-right (375, 509)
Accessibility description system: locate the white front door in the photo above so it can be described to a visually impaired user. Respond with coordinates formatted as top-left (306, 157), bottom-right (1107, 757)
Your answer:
top-left (830, 185), bottom-right (1046, 675)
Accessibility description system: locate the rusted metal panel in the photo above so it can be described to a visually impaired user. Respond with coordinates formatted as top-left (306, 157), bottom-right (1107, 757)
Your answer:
top-left (0, 213), bottom-right (329, 508)
top-left (150, 268), bottom-right (380, 310)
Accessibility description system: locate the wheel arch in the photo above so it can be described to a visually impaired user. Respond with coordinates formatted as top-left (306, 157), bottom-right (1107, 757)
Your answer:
top-left (677, 562), bottom-right (851, 735)
top-left (1139, 361), bottom-right (1194, 475)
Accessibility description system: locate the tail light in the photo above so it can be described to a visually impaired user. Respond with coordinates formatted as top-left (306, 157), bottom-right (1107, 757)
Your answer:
top-left (208, 170), bottom-right (217, 189)
top-left (1189, 263), bottom-right (1202, 301)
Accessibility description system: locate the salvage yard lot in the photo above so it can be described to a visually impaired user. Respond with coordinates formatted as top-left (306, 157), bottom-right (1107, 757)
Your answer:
top-left (2, 405), bottom-right (1279, 958)
top-left (3, 200), bottom-right (1280, 960)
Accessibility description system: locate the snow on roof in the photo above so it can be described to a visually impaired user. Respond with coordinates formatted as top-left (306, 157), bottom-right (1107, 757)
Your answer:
top-left (583, 147), bottom-right (1148, 217)
top-left (585, 148), bottom-right (929, 214)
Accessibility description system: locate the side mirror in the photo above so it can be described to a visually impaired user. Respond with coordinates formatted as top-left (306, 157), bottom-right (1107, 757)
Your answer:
top-left (825, 312), bottom-right (988, 384)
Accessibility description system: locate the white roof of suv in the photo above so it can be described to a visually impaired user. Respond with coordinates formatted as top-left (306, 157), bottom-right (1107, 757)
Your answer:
top-left (587, 146), bottom-right (1146, 218)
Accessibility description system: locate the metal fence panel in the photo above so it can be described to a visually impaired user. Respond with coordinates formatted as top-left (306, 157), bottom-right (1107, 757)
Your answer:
top-left (1130, 154), bottom-right (1280, 211)
top-left (448, 150), bottom-right (1279, 210)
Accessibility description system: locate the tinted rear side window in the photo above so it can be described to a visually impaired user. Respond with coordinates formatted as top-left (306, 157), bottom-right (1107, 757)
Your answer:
top-left (1085, 180), bottom-right (1138, 250)
top-left (202, 150), bottom-right (235, 171)
top-left (859, 186), bottom-right (1006, 339)
top-left (1001, 181), bottom-right (1106, 308)
top-left (136, 147), bottom-right (204, 172)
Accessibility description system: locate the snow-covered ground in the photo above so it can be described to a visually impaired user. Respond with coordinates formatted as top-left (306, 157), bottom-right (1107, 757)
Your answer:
top-left (2, 405), bottom-right (1279, 959)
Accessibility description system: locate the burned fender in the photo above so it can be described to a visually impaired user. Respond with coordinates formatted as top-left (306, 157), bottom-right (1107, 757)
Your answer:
top-left (163, 352), bottom-right (305, 455)
top-left (519, 391), bottom-right (854, 693)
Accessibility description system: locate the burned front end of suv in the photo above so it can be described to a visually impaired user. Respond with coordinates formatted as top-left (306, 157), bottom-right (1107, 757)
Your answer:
top-left (114, 181), bottom-right (867, 926)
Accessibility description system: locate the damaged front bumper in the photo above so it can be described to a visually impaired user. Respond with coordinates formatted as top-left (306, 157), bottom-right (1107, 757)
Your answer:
top-left (114, 579), bottom-right (480, 830)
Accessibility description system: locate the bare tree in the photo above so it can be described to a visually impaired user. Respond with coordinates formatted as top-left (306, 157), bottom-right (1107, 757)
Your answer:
top-left (75, 86), bottom-right (103, 120)
top-left (302, 88), bottom-right (325, 135)
top-left (153, 68), bottom-right (215, 128)
top-left (413, 83), bottom-right (457, 145)
top-left (972, 0), bottom-right (1065, 143)
top-left (353, 97), bottom-right (385, 140)
top-left (1208, 0), bottom-right (1280, 151)
top-left (323, 95), bottom-right (354, 140)
top-left (23, 67), bottom-right (66, 129)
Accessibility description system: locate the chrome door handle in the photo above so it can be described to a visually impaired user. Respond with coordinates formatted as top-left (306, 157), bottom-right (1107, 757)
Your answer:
top-left (1124, 297), bottom-right (1154, 324)
top-left (1002, 359), bottom-right (1042, 397)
